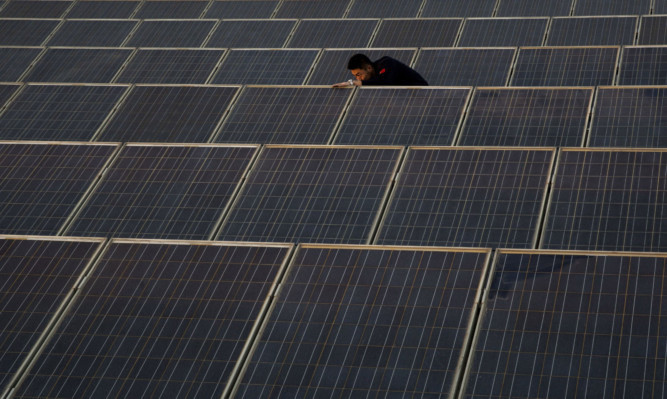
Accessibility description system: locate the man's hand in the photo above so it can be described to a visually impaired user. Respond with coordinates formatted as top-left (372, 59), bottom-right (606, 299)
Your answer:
top-left (332, 79), bottom-right (360, 88)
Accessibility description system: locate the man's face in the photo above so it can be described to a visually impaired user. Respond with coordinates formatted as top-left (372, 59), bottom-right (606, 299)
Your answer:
top-left (350, 64), bottom-right (374, 81)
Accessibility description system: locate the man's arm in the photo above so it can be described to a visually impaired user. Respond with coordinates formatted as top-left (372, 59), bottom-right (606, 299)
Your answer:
top-left (332, 79), bottom-right (361, 88)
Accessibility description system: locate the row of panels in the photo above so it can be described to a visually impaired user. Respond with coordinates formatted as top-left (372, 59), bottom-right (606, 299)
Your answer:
top-left (1, 143), bottom-right (666, 252)
top-left (1, 0), bottom-right (665, 19)
top-left (1, 237), bottom-right (665, 398)
top-left (1, 84), bottom-right (665, 147)
top-left (3, 16), bottom-right (667, 49)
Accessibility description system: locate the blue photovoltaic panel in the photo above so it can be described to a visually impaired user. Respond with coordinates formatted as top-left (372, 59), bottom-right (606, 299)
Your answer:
top-left (466, 251), bottom-right (667, 398)
top-left (217, 146), bottom-right (403, 244)
top-left (13, 241), bottom-right (292, 399)
top-left (0, 84), bottom-right (20, 108)
top-left (287, 19), bottom-right (379, 48)
top-left (66, 145), bottom-right (257, 239)
top-left (335, 88), bottom-right (470, 146)
top-left (458, 18), bottom-right (548, 47)
top-left (65, 1), bottom-right (139, 18)
top-left (46, 19), bottom-right (137, 47)
top-left (420, 0), bottom-right (496, 17)
top-left (237, 245), bottom-right (490, 398)
top-left (460, 88), bottom-right (592, 147)
top-left (547, 17), bottom-right (638, 46)
top-left (0, 1), bottom-right (70, 17)
top-left (211, 49), bottom-right (319, 85)
top-left (115, 49), bottom-right (225, 84)
top-left (22, 48), bottom-right (133, 83)
top-left (573, 0), bottom-right (650, 15)
top-left (0, 237), bottom-right (103, 397)
top-left (511, 47), bottom-right (619, 86)
top-left (0, 143), bottom-right (118, 235)
top-left (0, 84), bottom-right (128, 141)
top-left (0, 19), bottom-right (60, 46)
top-left (638, 16), bottom-right (667, 45)
top-left (589, 87), bottom-right (667, 147)
top-left (0, 47), bottom-right (42, 81)
top-left (347, 0), bottom-right (422, 17)
top-left (215, 86), bottom-right (352, 144)
top-left (98, 85), bottom-right (239, 142)
top-left (126, 20), bottom-right (217, 48)
top-left (496, 0), bottom-right (571, 16)
top-left (205, 0), bottom-right (278, 18)
top-left (542, 149), bottom-right (667, 251)
top-left (618, 46), bottom-right (667, 85)
top-left (275, 0), bottom-right (350, 18)
top-left (413, 48), bottom-right (515, 86)
top-left (135, 1), bottom-right (207, 18)
top-left (377, 148), bottom-right (554, 248)
top-left (371, 19), bottom-right (462, 47)
top-left (206, 19), bottom-right (297, 48)
top-left (307, 49), bottom-right (416, 85)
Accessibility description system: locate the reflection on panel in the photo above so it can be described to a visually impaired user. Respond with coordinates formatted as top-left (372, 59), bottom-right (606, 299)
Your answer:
top-left (275, 0), bottom-right (350, 18)
top-left (414, 48), bottom-right (515, 86)
top-left (217, 146), bottom-right (402, 244)
top-left (0, 84), bottom-right (127, 141)
top-left (14, 240), bottom-right (291, 399)
top-left (46, 19), bottom-right (137, 47)
top-left (66, 0), bottom-right (139, 18)
top-left (22, 48), bottom-right (133, 83)
top-left (542, 149), bottom-right (667, 251)
top-left (98, 85), bottom-right (238, 142)
top-left (458, 18), bottom-right (548, 47)
top-left (547, 16), bottom-right (637, 46)
top-left (206, 20), bottom-right (297, 48)
top-left (335, 87), bottom-right (470, 146)
top-left (0, 19), bottom-right (60, 46)
top-left (377, 148), bottom-right (554, 248)
top-left (371, 18), bottom-right (462, 47)
top-left (307, 48), bottom-right (416, 85)
top-left (237, 245), bottom-right (490, 398)
top-left (134, 0), bottom-right (207, 18)
top-left (216, 86), bottom-right (351, 144)
top-left (347, 0), bottom-right (422, 17)
top-left (496, 0), bottom-right (571, 16)
top-left (0, 47), bottom-right (42, 81)
top-left (116, 49), bottom-right (225, 84)
top-left (618, 46), bottom-right (667, 85)
top-left (0, 1), bottom-right (70, 18)
top-left (126, 20), bottom-right (216, 47)
top-left (466, 250), bottom-right (667, 398)
top-left (421, 0), bottom-right (496, 17)
top-left (211, 49), bottom-right (319, 85)
top-left (287, 19), bottom-right (378, 48)
top-left (460, 88), bottom-right (592, 147)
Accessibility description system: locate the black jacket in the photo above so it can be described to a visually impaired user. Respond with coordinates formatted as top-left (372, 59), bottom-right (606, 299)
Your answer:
top-left (362, 56), bottom-right (428, 86)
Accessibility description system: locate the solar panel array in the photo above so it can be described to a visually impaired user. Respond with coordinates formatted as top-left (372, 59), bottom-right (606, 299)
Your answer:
top-left (2, 1), bottom-right (667, 398)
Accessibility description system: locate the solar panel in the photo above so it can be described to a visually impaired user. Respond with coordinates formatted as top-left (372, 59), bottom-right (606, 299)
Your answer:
top-left (236, 245), bottom-right (491, 398)
top-left (287, 19), bottom-right (379, 48)
top-left (588, 87), bottom-right (667, 147)
top-left (618, 46), bottom-right (667, 85)
top-left (22, 47), bottom-right (133, 83)
top-left (46, 19), bottom-right (138, 47)
top-left (542, 149), bottom-right (667, 251)
top-left (204, 0), bottom-right (279, 18)
top-left (0, 1), bottom-right (70, 18)
top-left (377, 148), bottom-right (554, 248)
top-left (547, 16), bottom-right (638, 46)
top-left (496, 0), bottom-right (571, 16)
top-left (65, 145), bottom-right (257, 239)
top-left (274, 0), bottom-right (350, 18)
top-left (126, 20), bottom-right (217, 48)
top-left (210, 49), bottom-right (319, 85)
top-left (215, 86), bottom-right (351, 144)
top-left (307, 48), bottom-right (416, 85)
top-left (346, 0), bottom-right (422, 17)
top-left (0, 142), bottom-right (118, 235)
top-left (65, 0), bottom-right (139, 18)
top-left (0, 83), bottom-right (20, 108)
top-left (0, 236), bottom-right (103, 398)
top-left (458, 18), bottom-right (548, 47)
top-left (0, 19), bottom-right (60, 46)
top-left (511, 46), bottom-right (619, 86)
top-left (420, 0), bottom-right (496, 17)
top-left (413, 48), bottom-right (515, 86)
top-left (13, 240), bottom-right (292, 399)
top-left (638, 16), bottom-right (667, 45)
top-left (573, 0), bottom-right (650, 15)
top-left (205, 19), bottom-right (296, 48)
top-left (115, 49), bottom-right (225, 84)
top-left (134, 0), bottom-right (207, 18)
top-left (465, 250), bottom-right (667, 398)
top-left (655, 0), bottom-right (667, 14)
top-left (459, 88), bottom-right (593, 147)
top-left (0, 47), bottom-right (42, 81)
top-left (334, 87), bottom-right (470, 146)
top-left (0, 84), bottom-right (128, 141)
top-left (97, 85), bottom-right (239, 142)
top-left (216, 145), bottom-right (403, 244)
top-left (371, 18), bottom-right (462, 47)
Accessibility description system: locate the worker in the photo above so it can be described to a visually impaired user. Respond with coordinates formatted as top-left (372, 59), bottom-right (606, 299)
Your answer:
top-left (332, 53), bottom-right (428, 87)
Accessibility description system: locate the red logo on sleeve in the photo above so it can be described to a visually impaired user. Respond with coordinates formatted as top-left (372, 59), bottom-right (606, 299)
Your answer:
top-left (379, 68), bottom-right (386, 74)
